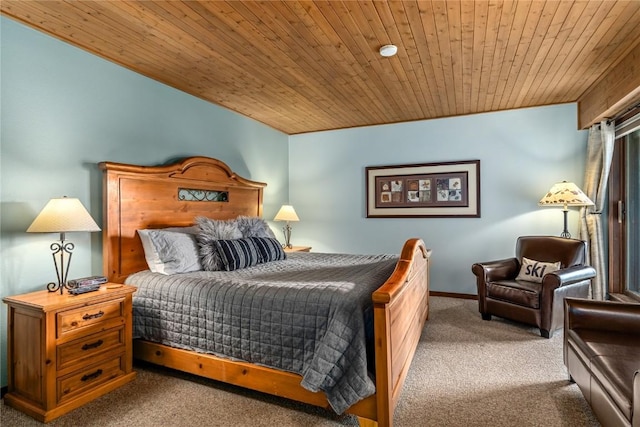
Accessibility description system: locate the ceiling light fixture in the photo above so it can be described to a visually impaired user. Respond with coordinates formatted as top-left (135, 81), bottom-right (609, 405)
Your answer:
top-left (379, 44), bottom-right (398, 57)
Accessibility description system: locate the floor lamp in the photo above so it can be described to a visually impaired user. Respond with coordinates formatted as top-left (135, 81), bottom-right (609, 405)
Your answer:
top-left (539, 181), bottom-right (594, 238)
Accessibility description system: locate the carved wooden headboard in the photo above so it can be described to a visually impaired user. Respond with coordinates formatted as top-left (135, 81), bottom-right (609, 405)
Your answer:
top-left (99, 157), bottom-right (266, 283)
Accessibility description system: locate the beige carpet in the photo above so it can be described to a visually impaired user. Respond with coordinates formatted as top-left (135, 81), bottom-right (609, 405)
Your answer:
top-left (1, 297), bottom-right (599, 426)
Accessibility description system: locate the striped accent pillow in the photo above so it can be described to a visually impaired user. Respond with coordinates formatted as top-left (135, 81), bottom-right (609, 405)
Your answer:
top-left (250, 237), bottom-right (286, 262)
top-left (214, 238), bottom-right (261, 271)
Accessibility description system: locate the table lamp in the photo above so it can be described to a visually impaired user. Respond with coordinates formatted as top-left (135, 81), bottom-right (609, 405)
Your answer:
top-left (274, 205), bottom-right (299, 249)
top-left (27, 196), bottom-right (101, 293)
top-left (538, 181), bottom-right (594, 238)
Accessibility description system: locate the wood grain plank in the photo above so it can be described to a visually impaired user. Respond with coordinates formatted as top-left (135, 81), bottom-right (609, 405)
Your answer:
top-left (345, 0), bottom-right (413, 121)
top-left (415, 0), bottom-right (451, 117)
top-left (483, 0), bottom-right (518, 111)
top-left (3, 0), bottom-right (640, 133)
top-left (318, 5), bottom-right (397, 125)
top-left (399, 1), bottom-right (441, 117)
top-left (523, 0), bottom-right (589, 106)
top-left (185, 1), bottom-right (330, 128)
top-left (562, 1), bottom-right (640, 105)
top-left (431, 0), bottom-right (457, 116)
top-left (496, 0), bottom-right (544, 110)
top-left (374, 0), bottom-right (435, 118)
top-left (277, 0), bottom-right (389, 124)
top-left (216, 1), bottom-right (358, 128)
top-left (115, 1), bottom-right (314, 131)
top-left (459, 0), bottom-right (476, 114)
top-left (578, 39), bottom-right (640, 128)
top-left (446, 0), bottom-right (465, 116)
top-left (490, 0), bottom-right (529, 111)
top-left (537, 0), bottom-right (609, 105)
top-left (508, 0), bottom-right (561, 107)
top-left (178, 2), bottom-right (328, 131)
top-left (475, 0), bottom-right (501, 116)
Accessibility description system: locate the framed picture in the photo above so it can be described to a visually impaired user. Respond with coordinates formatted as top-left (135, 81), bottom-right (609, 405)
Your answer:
top-left (366, 160), bottom-right (480, 218)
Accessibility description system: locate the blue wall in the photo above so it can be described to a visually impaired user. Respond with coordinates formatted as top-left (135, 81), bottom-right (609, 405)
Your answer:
top-left (0, 16), bottom-right (589, 389)
top-left (0, 17), bottom-right (289, 387)
top-left (289, 104), bottom-right (588, 294)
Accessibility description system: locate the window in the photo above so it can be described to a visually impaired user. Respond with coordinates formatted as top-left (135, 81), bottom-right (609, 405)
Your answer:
top-left (609, 110), bottom-right (640, 301)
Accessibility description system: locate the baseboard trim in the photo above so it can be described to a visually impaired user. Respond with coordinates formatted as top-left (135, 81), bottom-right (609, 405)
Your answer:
top-left (430, 291), bottom-right (478, 300)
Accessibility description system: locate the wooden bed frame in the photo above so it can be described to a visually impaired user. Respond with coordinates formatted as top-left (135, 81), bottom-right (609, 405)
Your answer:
top-left (99, 156), bottom-right (431, 427)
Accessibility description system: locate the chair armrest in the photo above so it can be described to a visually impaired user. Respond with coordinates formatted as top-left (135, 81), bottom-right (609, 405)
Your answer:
top-left (542, 265), bottom-right (596, 289)
top-left (565, 297), bottom-right (640, 334)
top-left (471, 257), bottom-right (519, 282)
top-left (634, 371), bottom-right (639, 427)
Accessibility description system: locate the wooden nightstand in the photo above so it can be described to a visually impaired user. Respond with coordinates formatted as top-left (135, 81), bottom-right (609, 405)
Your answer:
top-left (284, 246), bottom-right (312, 252)
top-left (2, 284), bottom-right (136, 423)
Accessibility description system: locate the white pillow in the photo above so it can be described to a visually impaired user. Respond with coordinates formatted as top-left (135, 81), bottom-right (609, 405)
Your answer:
top-left (516, 257), bottom-right (561, 283)
top-left (137, 228), bottom-right (201, 274)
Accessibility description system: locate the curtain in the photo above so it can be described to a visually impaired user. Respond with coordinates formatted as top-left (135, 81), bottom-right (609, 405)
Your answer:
top-left (579, 121), bottom-right (615, 300)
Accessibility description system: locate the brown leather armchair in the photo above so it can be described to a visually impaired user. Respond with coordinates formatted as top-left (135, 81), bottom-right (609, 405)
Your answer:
top-left (564, 298), bottom-right (640, 427)
top-left (471, 236), bottom-right (596, 338)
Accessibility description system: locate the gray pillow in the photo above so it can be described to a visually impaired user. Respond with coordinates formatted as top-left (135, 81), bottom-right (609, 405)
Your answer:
top-left (138, 229), bottom-right (202, 274)
top-left (235, 215), bottom-right (276, 239)
top-left (195, 216), bottom-right (243, 271)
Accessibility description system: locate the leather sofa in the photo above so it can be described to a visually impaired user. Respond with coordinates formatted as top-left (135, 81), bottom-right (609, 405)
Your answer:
top-left (564, 297), bottom-right (640, 427)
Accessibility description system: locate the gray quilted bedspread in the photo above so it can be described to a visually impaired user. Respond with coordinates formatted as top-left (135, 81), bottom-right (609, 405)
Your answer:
top-left (125, 252), bottom-right (398, 413)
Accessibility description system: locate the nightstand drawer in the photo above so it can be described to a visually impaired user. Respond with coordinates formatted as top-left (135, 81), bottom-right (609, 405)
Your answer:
top-left (57, 327), bottom-right (125, 371)
top-left (57, 355), bottom-right (125, 404)
top-left (57, 298), bottom-right (125, 337)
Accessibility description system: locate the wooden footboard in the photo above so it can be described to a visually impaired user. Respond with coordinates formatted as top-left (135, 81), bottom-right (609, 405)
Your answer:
top-left (370, 238), bottom-right (431, 427)
top-left (133, 239), bottom-right (430, 427)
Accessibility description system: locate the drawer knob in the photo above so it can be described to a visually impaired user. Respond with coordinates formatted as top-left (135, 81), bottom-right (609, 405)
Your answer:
top-left (81, 369), bottom-right (103, 382)
top-left (82, 310), bottom-right (104, 321)
top-left (82, 339), bottom-right (104, 351)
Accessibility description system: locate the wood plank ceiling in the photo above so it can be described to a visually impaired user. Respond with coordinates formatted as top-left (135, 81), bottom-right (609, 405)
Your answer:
top-left (2, 1), bottom-right (640, 135)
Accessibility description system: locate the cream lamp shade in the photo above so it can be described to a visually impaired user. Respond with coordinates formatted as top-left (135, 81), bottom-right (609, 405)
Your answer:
top-left (274, 205), bottom-right (299, 249)
top-left (273, 205), bottom-right (300, 222)
top-left (538, 181), bottom-right (594, 209)
top-left (538, 181), bottom-right (594, 238)
top-left (27, 197), bottom-right (101, 293)
top-left (27, 197), bottom-right (101, 233)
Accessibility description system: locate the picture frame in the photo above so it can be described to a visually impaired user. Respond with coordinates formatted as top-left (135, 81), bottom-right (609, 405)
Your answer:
top-left (366, 160), bottom-right (480, 218)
